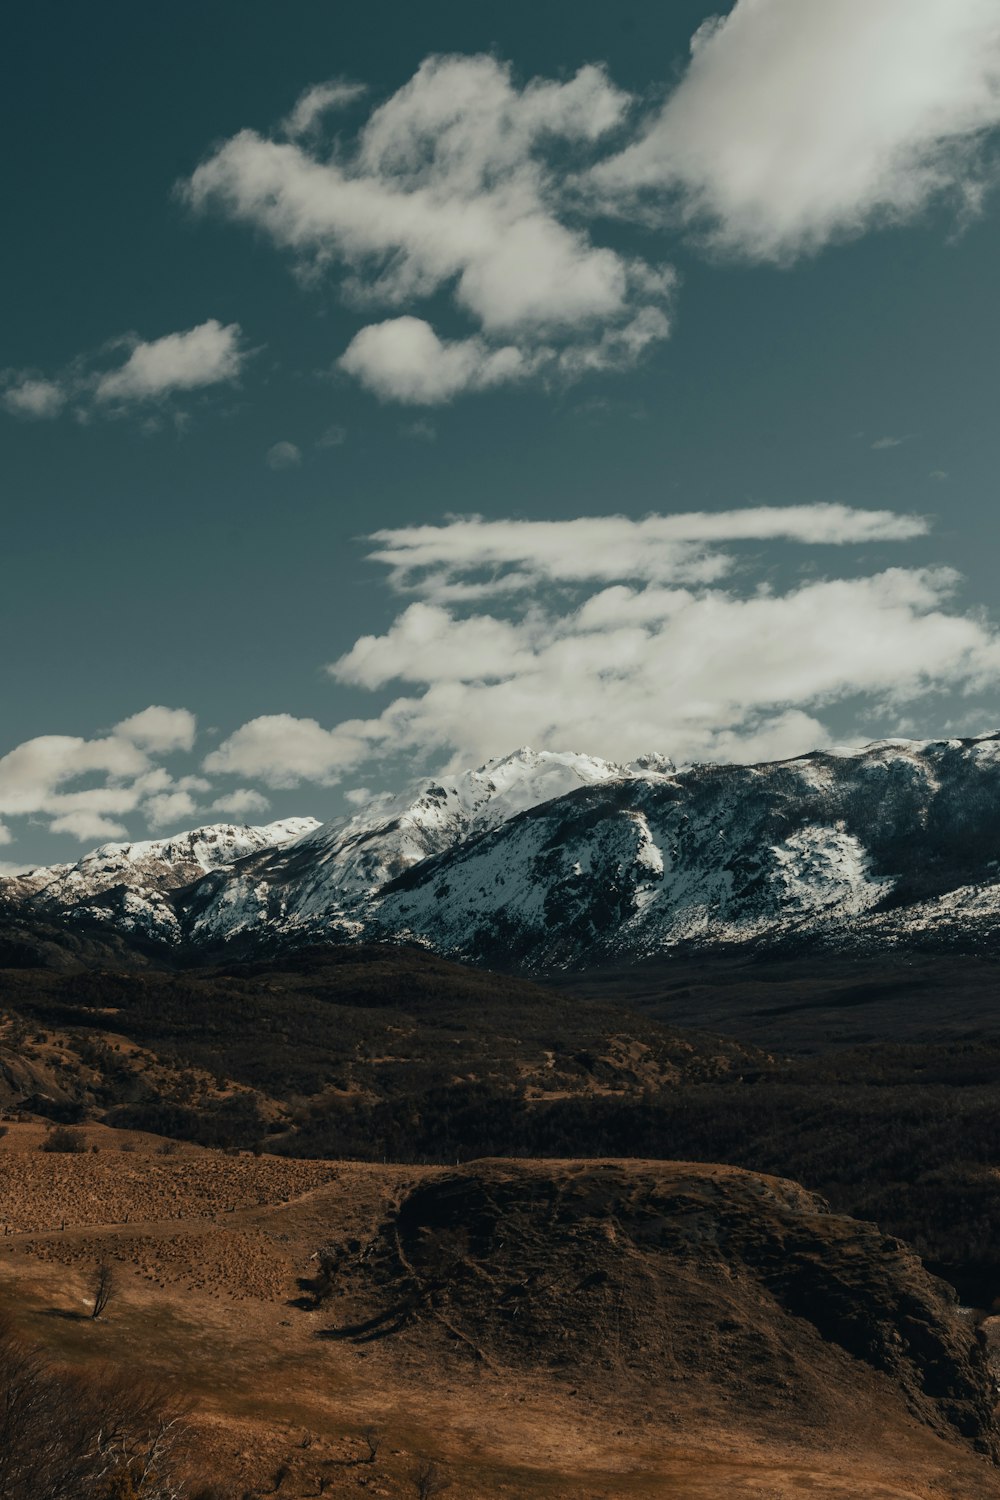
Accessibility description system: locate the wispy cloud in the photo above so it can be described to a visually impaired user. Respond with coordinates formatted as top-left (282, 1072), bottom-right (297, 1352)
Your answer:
top-left (365, 505), bottom-right (930, 596)
top-left (281, 78), bottom-right (366, 139)
top-left (1, 376), bottom-right (66, 420)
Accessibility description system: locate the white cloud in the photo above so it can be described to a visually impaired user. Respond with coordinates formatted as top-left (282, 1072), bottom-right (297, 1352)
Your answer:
top-left (0, 821), bottom-right (12, 846)
top-left (143, 790), bottom-right (199, 830)
top-left (94, 320), bottom-right (246, 405)
top-left (343, 786), bottom-right (373, 807)
top-left (340, 318), bottom-right (534, 403)
top-left (1, 376), bottom-right (66, 420)
top-left (48, 811), bottom-right (130, 843)
top-left (0, 734), bottom-right (149, 819)
top-left (202, 505), bottom-right (1000, 787)
top-left (871, 435), bottom-right (906, 450)
top-left (0, 706), bottom-right (201, 844)
top-left (336, 602), bottom-right (534, 688)
top-left (115, 706), bottom-right (197, 754)
top-left (592, 0), bottom-right (1000, 262)
top-left (266, 440), bottom-right (302, 469)
top-left (366, 505), bottom-right (930, 596)
top-left (316, 564), bottom-right (1000, 772)
top-left (203, 713), bottom-right (371, 787)
top-left (282, 79), bottom-right (366, 139)
top-left (210, 788), bottom-right (271, 818)
top-left (185, 56), bottom-right (673, 402)
top-left (2, 322), bottom-right (247, 424)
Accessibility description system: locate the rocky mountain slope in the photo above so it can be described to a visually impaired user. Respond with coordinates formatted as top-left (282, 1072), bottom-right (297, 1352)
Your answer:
top-left (5, 737), bottom-right (1000, 966)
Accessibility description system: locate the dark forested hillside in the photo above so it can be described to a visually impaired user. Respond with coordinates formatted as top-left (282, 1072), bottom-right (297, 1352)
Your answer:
top-left (3, 923), bottom-right (1000, 1302)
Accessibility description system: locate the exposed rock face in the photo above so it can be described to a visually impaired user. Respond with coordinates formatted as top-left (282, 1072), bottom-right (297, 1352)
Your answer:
top-left (7, 737), bottom-right (1000, 966)
top-left (333, 1160), bottom-right (998, 1458)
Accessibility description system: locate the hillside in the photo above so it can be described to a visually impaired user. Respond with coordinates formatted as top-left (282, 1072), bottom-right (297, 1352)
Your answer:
top-left (2, 1135), bottom-right (999, 1498)
top-left (3, 932), bottom-right (1000, 1305)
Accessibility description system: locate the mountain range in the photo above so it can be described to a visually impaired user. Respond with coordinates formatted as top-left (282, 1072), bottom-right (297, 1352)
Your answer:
top-left (5, 738), bottom-right (1000, 967)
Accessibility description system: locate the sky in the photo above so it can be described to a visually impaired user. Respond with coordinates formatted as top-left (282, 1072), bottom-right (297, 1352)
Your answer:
top-left (4, 0), bottom-right (1000, 868)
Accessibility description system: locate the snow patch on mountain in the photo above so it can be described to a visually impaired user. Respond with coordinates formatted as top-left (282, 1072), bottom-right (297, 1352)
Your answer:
top-left (770, 825), bottom-right (890, 916)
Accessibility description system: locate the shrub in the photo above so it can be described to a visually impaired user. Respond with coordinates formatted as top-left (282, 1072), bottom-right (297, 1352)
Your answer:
top-left (40, 1126), bottom-right (86, 1154)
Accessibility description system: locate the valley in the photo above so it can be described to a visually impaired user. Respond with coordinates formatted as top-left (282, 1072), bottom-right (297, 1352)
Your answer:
top-left (5, 744), bottom-right (1000, 1493)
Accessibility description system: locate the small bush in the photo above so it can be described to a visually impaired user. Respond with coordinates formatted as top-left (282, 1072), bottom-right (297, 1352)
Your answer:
top-left (41, 1125), bottom-right (86, 1153)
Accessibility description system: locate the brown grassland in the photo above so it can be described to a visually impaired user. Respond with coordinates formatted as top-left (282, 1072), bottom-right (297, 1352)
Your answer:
top-left (2, 1122), bottom-right (1000, 1499)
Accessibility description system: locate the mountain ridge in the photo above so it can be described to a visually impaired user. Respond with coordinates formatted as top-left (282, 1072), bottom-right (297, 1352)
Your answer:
top-left (5, 737), bottom-right (1000, 966)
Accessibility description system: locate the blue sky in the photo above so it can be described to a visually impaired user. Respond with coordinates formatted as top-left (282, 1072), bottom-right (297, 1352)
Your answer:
top-left (4, 0), bottom-right (1000, 866)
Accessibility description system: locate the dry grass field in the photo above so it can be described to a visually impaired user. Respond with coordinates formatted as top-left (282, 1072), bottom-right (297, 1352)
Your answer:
top-left (1, 1125), bottom-right (999, 1499)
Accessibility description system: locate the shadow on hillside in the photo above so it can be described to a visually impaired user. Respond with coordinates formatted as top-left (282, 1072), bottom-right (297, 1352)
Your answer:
top-left (316, 1304), bottom-right (411, 1343)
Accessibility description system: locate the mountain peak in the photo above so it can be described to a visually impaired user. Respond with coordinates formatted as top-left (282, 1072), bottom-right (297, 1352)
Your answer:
top-left (7, 736), bottom-right (1000, 966)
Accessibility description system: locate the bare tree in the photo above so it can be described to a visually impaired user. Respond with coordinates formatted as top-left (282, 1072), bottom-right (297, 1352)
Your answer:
top-left (0, 1317), bottom-right (191, 1499)
top-left (411, 1460), bottom-right (451, 1499)
top-left (361, 1426), bottom-right (383, 1464)
top-left (91, 1261), bottom-right (117, 1321)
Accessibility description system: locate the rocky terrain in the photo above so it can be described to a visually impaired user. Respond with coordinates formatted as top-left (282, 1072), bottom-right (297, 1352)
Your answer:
top-left (7, 738), bottom-right (1000, 968)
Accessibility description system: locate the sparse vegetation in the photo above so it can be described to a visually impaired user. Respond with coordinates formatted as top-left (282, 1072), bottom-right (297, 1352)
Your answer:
top-left (41, 1126), bottom-right (86, 1154)
top-left (91, 1260), bottom-right (117, 1320)
top-left (410, 1459), bottom-right (450, 1498)
top-left (0, 1316), bottom-right (190, 1498)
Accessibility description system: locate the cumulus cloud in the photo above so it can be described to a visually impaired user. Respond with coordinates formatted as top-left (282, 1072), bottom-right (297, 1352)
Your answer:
top-left (210, 788), bottom-right (271, 818)
top-left (203, 712), bottom-right (376, 787)
top-left (94, 320), bottom-right (246, 405)
top-left (265, 440), bottom-right (302, 469)
top-left (0, 706), bottom-right (201, 845)
top-left (201, 504), bottom-right (1000, 787)
top-left (591, 0), bottom-right (1000, 262)
top-left (47, 811), bottom-right (130, 843)
top-left (143, 790), bottom-right (200, 830)
top-left (115, 706), bottom-right (198, 754)
top-left (0, 822), bottom-right (12, 847)
top-left (340, 318), bottom-right (534, 404)
top-left (185, 55), bottom-right (674, 401)
top-left (2, 321), bottom-right (247, 424)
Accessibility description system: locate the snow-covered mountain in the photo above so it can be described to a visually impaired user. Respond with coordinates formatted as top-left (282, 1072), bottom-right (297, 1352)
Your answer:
top-left (6, 739), bottom-right (1000, 965)
top-left (183, 748), bottom-right (668, 946)
top-left (0, 818), bottom-right (319, 944)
